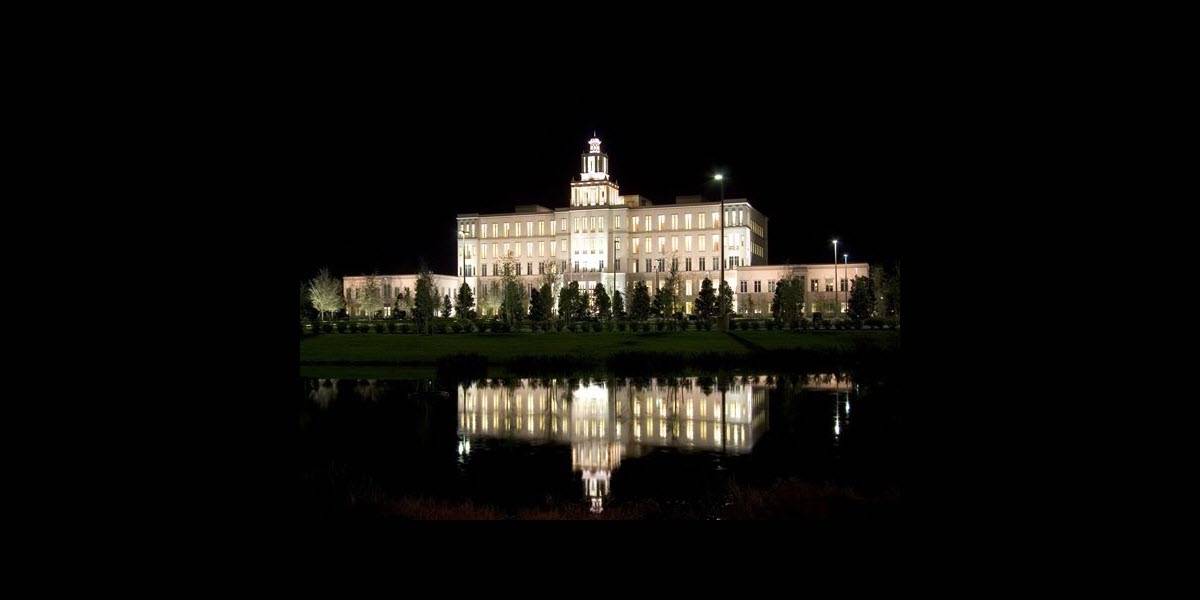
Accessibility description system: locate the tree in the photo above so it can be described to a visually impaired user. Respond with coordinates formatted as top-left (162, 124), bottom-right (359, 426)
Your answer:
top-left (528, 287), bottom-right (543, 321)
top-left (498, 253), bottom-right (526, 326)
top-left (557, 281), bottom-right (578, 321)
top-left (414, 265), bottom-right (436, 334)
top-left (870, 266), bottom-right (888, 318)
top-left (442, 293), bottom-right (453, 318)
top-left (455, 282), bottom-right (475, 319)
top-left (630, 281), bottom-right (651, 320)
top-left (772, 274), bottom-right (805, 323)
top-left (574, 286), bottom-right (592, 321)
top-left (612, 289), bottom-right (626, 319)
top-left (358, 273), bottom-right (384, 319)
top-left (396, 287), bottom-right (413, 318)
top-left (884, 262), bottom-right (901, 318)
top-left (847, 275), bottom-right (874, 322)
top-left (660, 254), bottom-right (681, 316)
top-left (537, 282), bottom-right (554, 321)
top-left (307, 267), bottom-right (343, 320)
top-left (650, 286), bottom-right (665, 318)
top-left (594, 282), bottom-right (611, 319)
top-left (695, 278), bottom-right (716, 320)
top-left (717, 280), bottom-right (733, 317)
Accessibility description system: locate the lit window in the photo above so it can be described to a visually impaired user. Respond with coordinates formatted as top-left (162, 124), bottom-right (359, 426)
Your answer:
top-left (672, 236), bottom-right (678, 252)
top-left (685, 236), bottom-right (692, 252)
top-left (685, 214), bottom-right (692, 230)
top-left (671, 214), bottom-right (678, 230)
top-left (658, 215), bottom-right (665, 230)
top-left (539, 241), bottom-right (545, 257)
top-left (712, 212), bottom-right (719, 227)
top-left (632, 238), bottom-right (639, 254)
top-left (657, 237), bottom-right (665, 253)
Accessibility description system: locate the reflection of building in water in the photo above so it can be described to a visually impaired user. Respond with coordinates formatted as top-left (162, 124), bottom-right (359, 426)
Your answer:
top-left (794, 373), bottom-right (853, 444)
top-left (457, 377), bottom-right (773, 512)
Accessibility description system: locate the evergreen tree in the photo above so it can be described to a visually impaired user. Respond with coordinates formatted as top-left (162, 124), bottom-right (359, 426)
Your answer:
top-left (414, 266), bottom-right (436, 334)
top-left (695, 278), bottom-right (716, 319)
top-left (630, 281), bottom-right (651, 320)
top-left (612, 289), bottom-right (626, 319)
top-left (528, 287), bottom-right (542, 320)
top-left (717, 280), bottom-right (733, 317)
top-left (358, 273), bottom-right (384, 319)
top-left (558, 281), bottom-right (579, 320)
top-left (574, 286), bottom-right (592, 320)
top-left (594, 282), bottom-right (611, 319)
top-left (847, 275), bottom-right (874, 322)
top-left (442, 293), bottom-right (453, 318)
top-left (538, 282), bottom-right (554, 321)
top-left (651, 286), bottom-right (665, 318)
top-left (455, 282), bottom-right (475, 319)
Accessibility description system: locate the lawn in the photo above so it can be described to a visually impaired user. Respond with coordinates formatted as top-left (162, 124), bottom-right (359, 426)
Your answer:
top-left (300, 329), bottom-right (899, 365)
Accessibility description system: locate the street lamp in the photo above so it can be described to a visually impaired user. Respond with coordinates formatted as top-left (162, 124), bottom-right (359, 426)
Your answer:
top-left (832, 239), bottom-right (838, 316)
top-left (715, 173), bottom-right (726, 329)
top-left (843, 252), bottom-right (849, 315)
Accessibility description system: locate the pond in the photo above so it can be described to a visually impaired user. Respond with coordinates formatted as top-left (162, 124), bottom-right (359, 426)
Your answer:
top-left (298, 370), bottom-right (901, 520)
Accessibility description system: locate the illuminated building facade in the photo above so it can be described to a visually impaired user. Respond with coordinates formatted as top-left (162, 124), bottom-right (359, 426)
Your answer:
top-left (344, 136), bottom-right (870, 317)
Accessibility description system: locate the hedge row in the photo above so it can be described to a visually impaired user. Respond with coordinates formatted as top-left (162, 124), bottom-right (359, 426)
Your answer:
top-left (301, 317), bottom-right (898, 335)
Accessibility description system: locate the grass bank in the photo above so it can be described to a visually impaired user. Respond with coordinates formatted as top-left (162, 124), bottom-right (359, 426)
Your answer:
top-left (300, 330), bottom-right (899, 378)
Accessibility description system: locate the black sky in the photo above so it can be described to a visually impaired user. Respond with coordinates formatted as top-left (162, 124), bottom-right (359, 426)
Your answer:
top-left (291, 71), bottom-right (913, 283)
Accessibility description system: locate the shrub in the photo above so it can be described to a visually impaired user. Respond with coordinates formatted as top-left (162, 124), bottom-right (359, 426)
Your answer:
top-left (788, 320), bottom-right (799, 331)
top-left (386, 322), bottom-right (396, 333)
top-left (679, 320), bottom-right (690, 331)
top-left (451, 322), bottom-right (462, 333)
top-left (555, 320), bottom-right (565, 332)
top-left (655, 321), bottom-right (665, 332)
top-left (592, 321), bottom-right (603, 332)
top-left (322, 322), bottom-right (334, 334)
top-left (751, 320), bottom-right (761, 330)
top-left (567, 322), bottom-right (578, 333)
top-left (617, 322), bottom-right (627, 332)
top-left (400, 323), bottom-right (410, 334)
top-left (374, 323), bottom-right (385, 333)
top-left (336, 322), bottom-right (348, 333)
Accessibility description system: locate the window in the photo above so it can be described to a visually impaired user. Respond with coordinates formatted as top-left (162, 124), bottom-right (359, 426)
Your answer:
top-left (685, 257), bottom-right (692, 271)
top-left (685, 280), bottom-right (692, 296)
top-left (712, 212), bottom-right (719, 227)
top-left (740, 281), bottom-right (747, 293)
top-left (482, 265), bottom-right (487, 276)
top-left (685, 236), bottom-right (692, 252)
top-left (632, 216), bottom-right (640, 231)
top-left (550, 241), bottom-right (557, 255)
top-left (526, 242), bottom-right (533, 257)
top-left (598, 260), bottom-right (604, 271)
top-left (658, 215), bottom-right (665, 230)
top-left (657, 237), bottom-right (665, 253)
top-left (711, 234), bottom-right (719, 249)
top-left (825, 279), bottom-right (834, 292)
top-left (527, 263), bottom-right (533, 275)
top-left (699, 213), bottom-right (706, 229)
top-left (754, 281), bottom-right (761, 293)
top-left (615, 215), bottom-right (622, 229)
top-left (615, 259), bottom-right (621, 272)
top-left (482, 245), bottom-right (488, 259)
top-left (614, 238), bottom-right (621, 251)
top-left (633, 260), bottom-right (640, 273)
top-left (503, 243), bottom-right (510, 256)
top-left (632, 238), bottom-right (639, 254)
top-left (526, 222), bottom-right (533, 236)
top-left (840, 278), bottom-right (848, 292)
top-left (492, 224), bottom-right (498, 238)
top-left (685, 214), bottom-right (692, 230)
top-left (645, 258), bottom-right (652, 272)
top-left (575, 261), bottom-right (580, 273)
top-left (539, 221), bottom-right (545, 236)
top-left (539, 241), bottom-right (545, 257)
top-left (538, 262), bottom-right (544, 275)
top-left (699, 257), bottom-right (706, 271)
top-left (672, 236), bottom-right (678, 252)
top-left (504, 223), bottom-right (510, 237)
top-left (551, 220), bottom-right (557, 235)
top-left (598, 217), bottom-right (604, 232)
top-left (698, 235), bottom-right (706, 252)
top-left (671, 214), bottom-right (678, 230)
top-left (481, 224), bottom-right (488, 238)
top-left (768, 281), bottom-right (775, 292)
top-left (672, 257), bottom-right (679, 272)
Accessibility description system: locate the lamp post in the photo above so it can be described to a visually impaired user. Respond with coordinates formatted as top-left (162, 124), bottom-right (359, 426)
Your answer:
top-left (843, 252), bottom-right (849, 316)
top-left (715, 173), bottom-right (726, 330)
top-left (832, 239), bottom-right (838, 317)
top-left (459, 227), bottom-right (465, 284)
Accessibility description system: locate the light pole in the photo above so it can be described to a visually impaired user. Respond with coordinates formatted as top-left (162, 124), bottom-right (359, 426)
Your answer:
top-left (715, 173), bottom-right (726, 330)
top-left (843, 252), bottom-right (849, 316)
top-left (832, 239), bottom-right (838, 317)
top-left (459, 227), bottom-right (465, 284)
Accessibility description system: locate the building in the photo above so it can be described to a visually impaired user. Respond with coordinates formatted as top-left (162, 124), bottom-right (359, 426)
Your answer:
top-left (344, 136), bottom-right (869, 317)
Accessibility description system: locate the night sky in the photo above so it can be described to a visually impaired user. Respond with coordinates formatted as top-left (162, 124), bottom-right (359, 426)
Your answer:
top-left (292, 78), bottom-right (909, 283)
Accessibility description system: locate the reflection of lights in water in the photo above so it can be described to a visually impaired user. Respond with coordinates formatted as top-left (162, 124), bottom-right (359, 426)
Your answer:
top-left (451, 376), bottom-right (825, 509)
